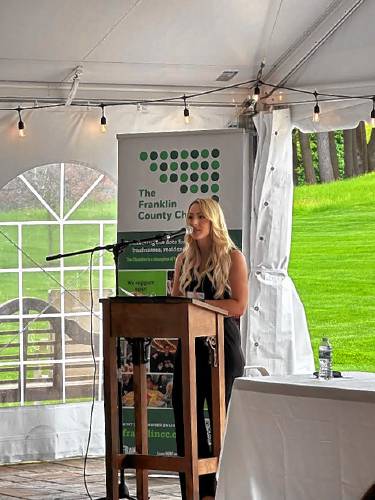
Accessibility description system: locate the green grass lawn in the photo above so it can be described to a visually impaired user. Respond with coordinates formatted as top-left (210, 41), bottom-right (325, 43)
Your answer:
top-left (289, 172), bottom-right (375, 372)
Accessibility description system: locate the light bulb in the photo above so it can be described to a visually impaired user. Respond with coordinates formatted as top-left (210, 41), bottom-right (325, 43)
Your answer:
top-left (100, 105), bottom-right (107, 133)
top-left (252, 84), bottom-right (260, 103)
top-left (313, 103), bottom-right (320, 123)
top-left (184, 106), bottom-right (190, 124)
top-left (18, 121), bottom-right (25, 137)
top-left (100, 116), bottom-right (107, 133)
top-left (17, 107), bottom-right (25, 137)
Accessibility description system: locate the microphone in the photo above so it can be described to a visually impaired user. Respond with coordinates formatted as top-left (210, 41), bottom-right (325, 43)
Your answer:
top-left (165, 226), bottom-right (193, 240)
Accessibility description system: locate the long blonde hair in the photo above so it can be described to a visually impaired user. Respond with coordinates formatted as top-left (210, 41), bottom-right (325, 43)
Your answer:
top-left (179, 198), bottom-right (237, 298)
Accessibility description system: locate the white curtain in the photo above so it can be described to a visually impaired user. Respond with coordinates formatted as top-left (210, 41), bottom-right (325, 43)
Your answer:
top-left (244, 109), bottom-right (314, 375)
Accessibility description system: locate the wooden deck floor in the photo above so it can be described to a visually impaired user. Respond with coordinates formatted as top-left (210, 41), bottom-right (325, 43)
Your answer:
top-left (0, 457), bottom-right (181, 499)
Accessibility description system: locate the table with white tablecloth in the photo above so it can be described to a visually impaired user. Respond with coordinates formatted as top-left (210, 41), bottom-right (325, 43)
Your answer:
top-left (216, 373), bottom-right (375, 500)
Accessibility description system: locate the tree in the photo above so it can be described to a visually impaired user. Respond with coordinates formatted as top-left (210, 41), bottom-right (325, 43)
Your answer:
top-left (316, 132), bottom-right (334, 182)
top-left (351, 128), bottom-right (360, 176)
top-left (355, 121), bottom-right (368, 174)
top-left (328, 131), bottom-right (340, 180)
top-left (367, 127), bottom-right (375, 172)
top-left (298, 130), bottom-right (317, 184)
top-left (343, 129), bottom-right (354, 177)
top-left (292, 130), bottom-right (299, 185)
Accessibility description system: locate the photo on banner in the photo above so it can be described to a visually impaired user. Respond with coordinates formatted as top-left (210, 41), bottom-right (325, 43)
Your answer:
top-left (117, 129), bottom-right (249, 455)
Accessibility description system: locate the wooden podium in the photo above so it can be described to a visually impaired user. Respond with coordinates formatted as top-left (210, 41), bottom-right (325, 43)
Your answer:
top-left (101, 296), bottom-right (227, 500)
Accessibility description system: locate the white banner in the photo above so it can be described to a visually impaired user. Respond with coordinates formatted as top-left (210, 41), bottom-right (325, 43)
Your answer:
top-left (117, 129), bottom-right (249, 272)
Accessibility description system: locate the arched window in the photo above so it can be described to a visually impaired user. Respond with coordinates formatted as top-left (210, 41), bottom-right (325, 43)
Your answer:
top-left (0, 163), bottom-right (117, 406)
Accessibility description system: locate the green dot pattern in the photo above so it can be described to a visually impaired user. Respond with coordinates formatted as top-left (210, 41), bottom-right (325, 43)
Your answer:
top-left (140, 147), bottom-right (222, 195)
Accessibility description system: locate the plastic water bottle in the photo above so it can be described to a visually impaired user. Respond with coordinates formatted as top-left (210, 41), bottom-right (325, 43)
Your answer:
top-left (318, 337), bottom-right (332, 379)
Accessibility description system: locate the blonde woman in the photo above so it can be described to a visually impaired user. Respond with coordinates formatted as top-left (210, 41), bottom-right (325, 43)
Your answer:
top-left (172, 198), bottom-right (248, 500)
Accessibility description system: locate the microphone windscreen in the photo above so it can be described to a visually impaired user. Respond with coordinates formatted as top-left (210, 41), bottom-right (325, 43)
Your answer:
top-left (185, 226), bottom-right (193, 235)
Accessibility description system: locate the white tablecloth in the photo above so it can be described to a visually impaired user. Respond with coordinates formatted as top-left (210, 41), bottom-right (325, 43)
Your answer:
top-left (216, 373), bottom-right (375, 500)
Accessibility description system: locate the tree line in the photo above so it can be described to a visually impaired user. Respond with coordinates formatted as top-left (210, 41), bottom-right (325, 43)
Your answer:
top-left (293, 121), bottom-right (375, 185)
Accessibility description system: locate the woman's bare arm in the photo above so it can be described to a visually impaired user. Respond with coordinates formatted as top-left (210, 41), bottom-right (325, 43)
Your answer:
top-left (171, 253), bottom-right (184, 297)
top-left (205, 250), bottom-right (248, 316)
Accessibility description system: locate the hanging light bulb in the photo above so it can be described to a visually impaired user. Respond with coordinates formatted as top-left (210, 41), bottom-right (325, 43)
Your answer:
top-left (100, 104), bottom-right (107, 133)
top-left (183, 95), bottom-right (190, 124)
top-left (313, 91), bottom-right (320, 123)
top-left (252, 83), bottom-right (260, 103)
top-left (278, 91), bottom-right (283, 102)
top-left (17, 107), bottom-right (25, 137)
top-left (371, 97), bottom-right (375, 127)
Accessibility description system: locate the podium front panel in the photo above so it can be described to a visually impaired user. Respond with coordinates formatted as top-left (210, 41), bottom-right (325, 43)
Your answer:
top-left (110, 301), bottom-right (217, 339)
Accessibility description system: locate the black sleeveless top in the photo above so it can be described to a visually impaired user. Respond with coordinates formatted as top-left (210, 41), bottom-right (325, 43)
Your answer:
top-left (186, 273), bottom-right (244, 374)
top-left (186, 274), bottom-right (230, 300)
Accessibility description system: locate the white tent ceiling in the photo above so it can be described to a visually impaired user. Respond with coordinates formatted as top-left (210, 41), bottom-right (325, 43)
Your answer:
top-left (0, 0), bottom-right (374, 107)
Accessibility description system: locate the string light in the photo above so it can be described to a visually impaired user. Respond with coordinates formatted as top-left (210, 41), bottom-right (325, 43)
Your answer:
top-left (100, 104), bottom-right (107, 133)
top-left (3, 77), bottom-right (375, 128)
top-left (371, 97), bottom-right (375, 127)
top-left (183, 95), bottom-right (190, 124)
top-left (313, 91), bottom-right (320, 123)
top-left (17, 107), bottom-right (25, 137)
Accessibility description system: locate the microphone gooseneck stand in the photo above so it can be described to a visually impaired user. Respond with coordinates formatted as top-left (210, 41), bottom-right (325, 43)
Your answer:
top-left (46, 228), bottom-right (187, 500)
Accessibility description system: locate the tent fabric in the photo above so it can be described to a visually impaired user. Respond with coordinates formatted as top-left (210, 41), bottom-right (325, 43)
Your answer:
top-left (290, 98), bottom-right (373, 133)
top-left (0, 105), bottom-right (235, 189)
top-left (245, 109), bottom-right (314, 375)
top-left (0, 403), bottom-right (105, 464)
